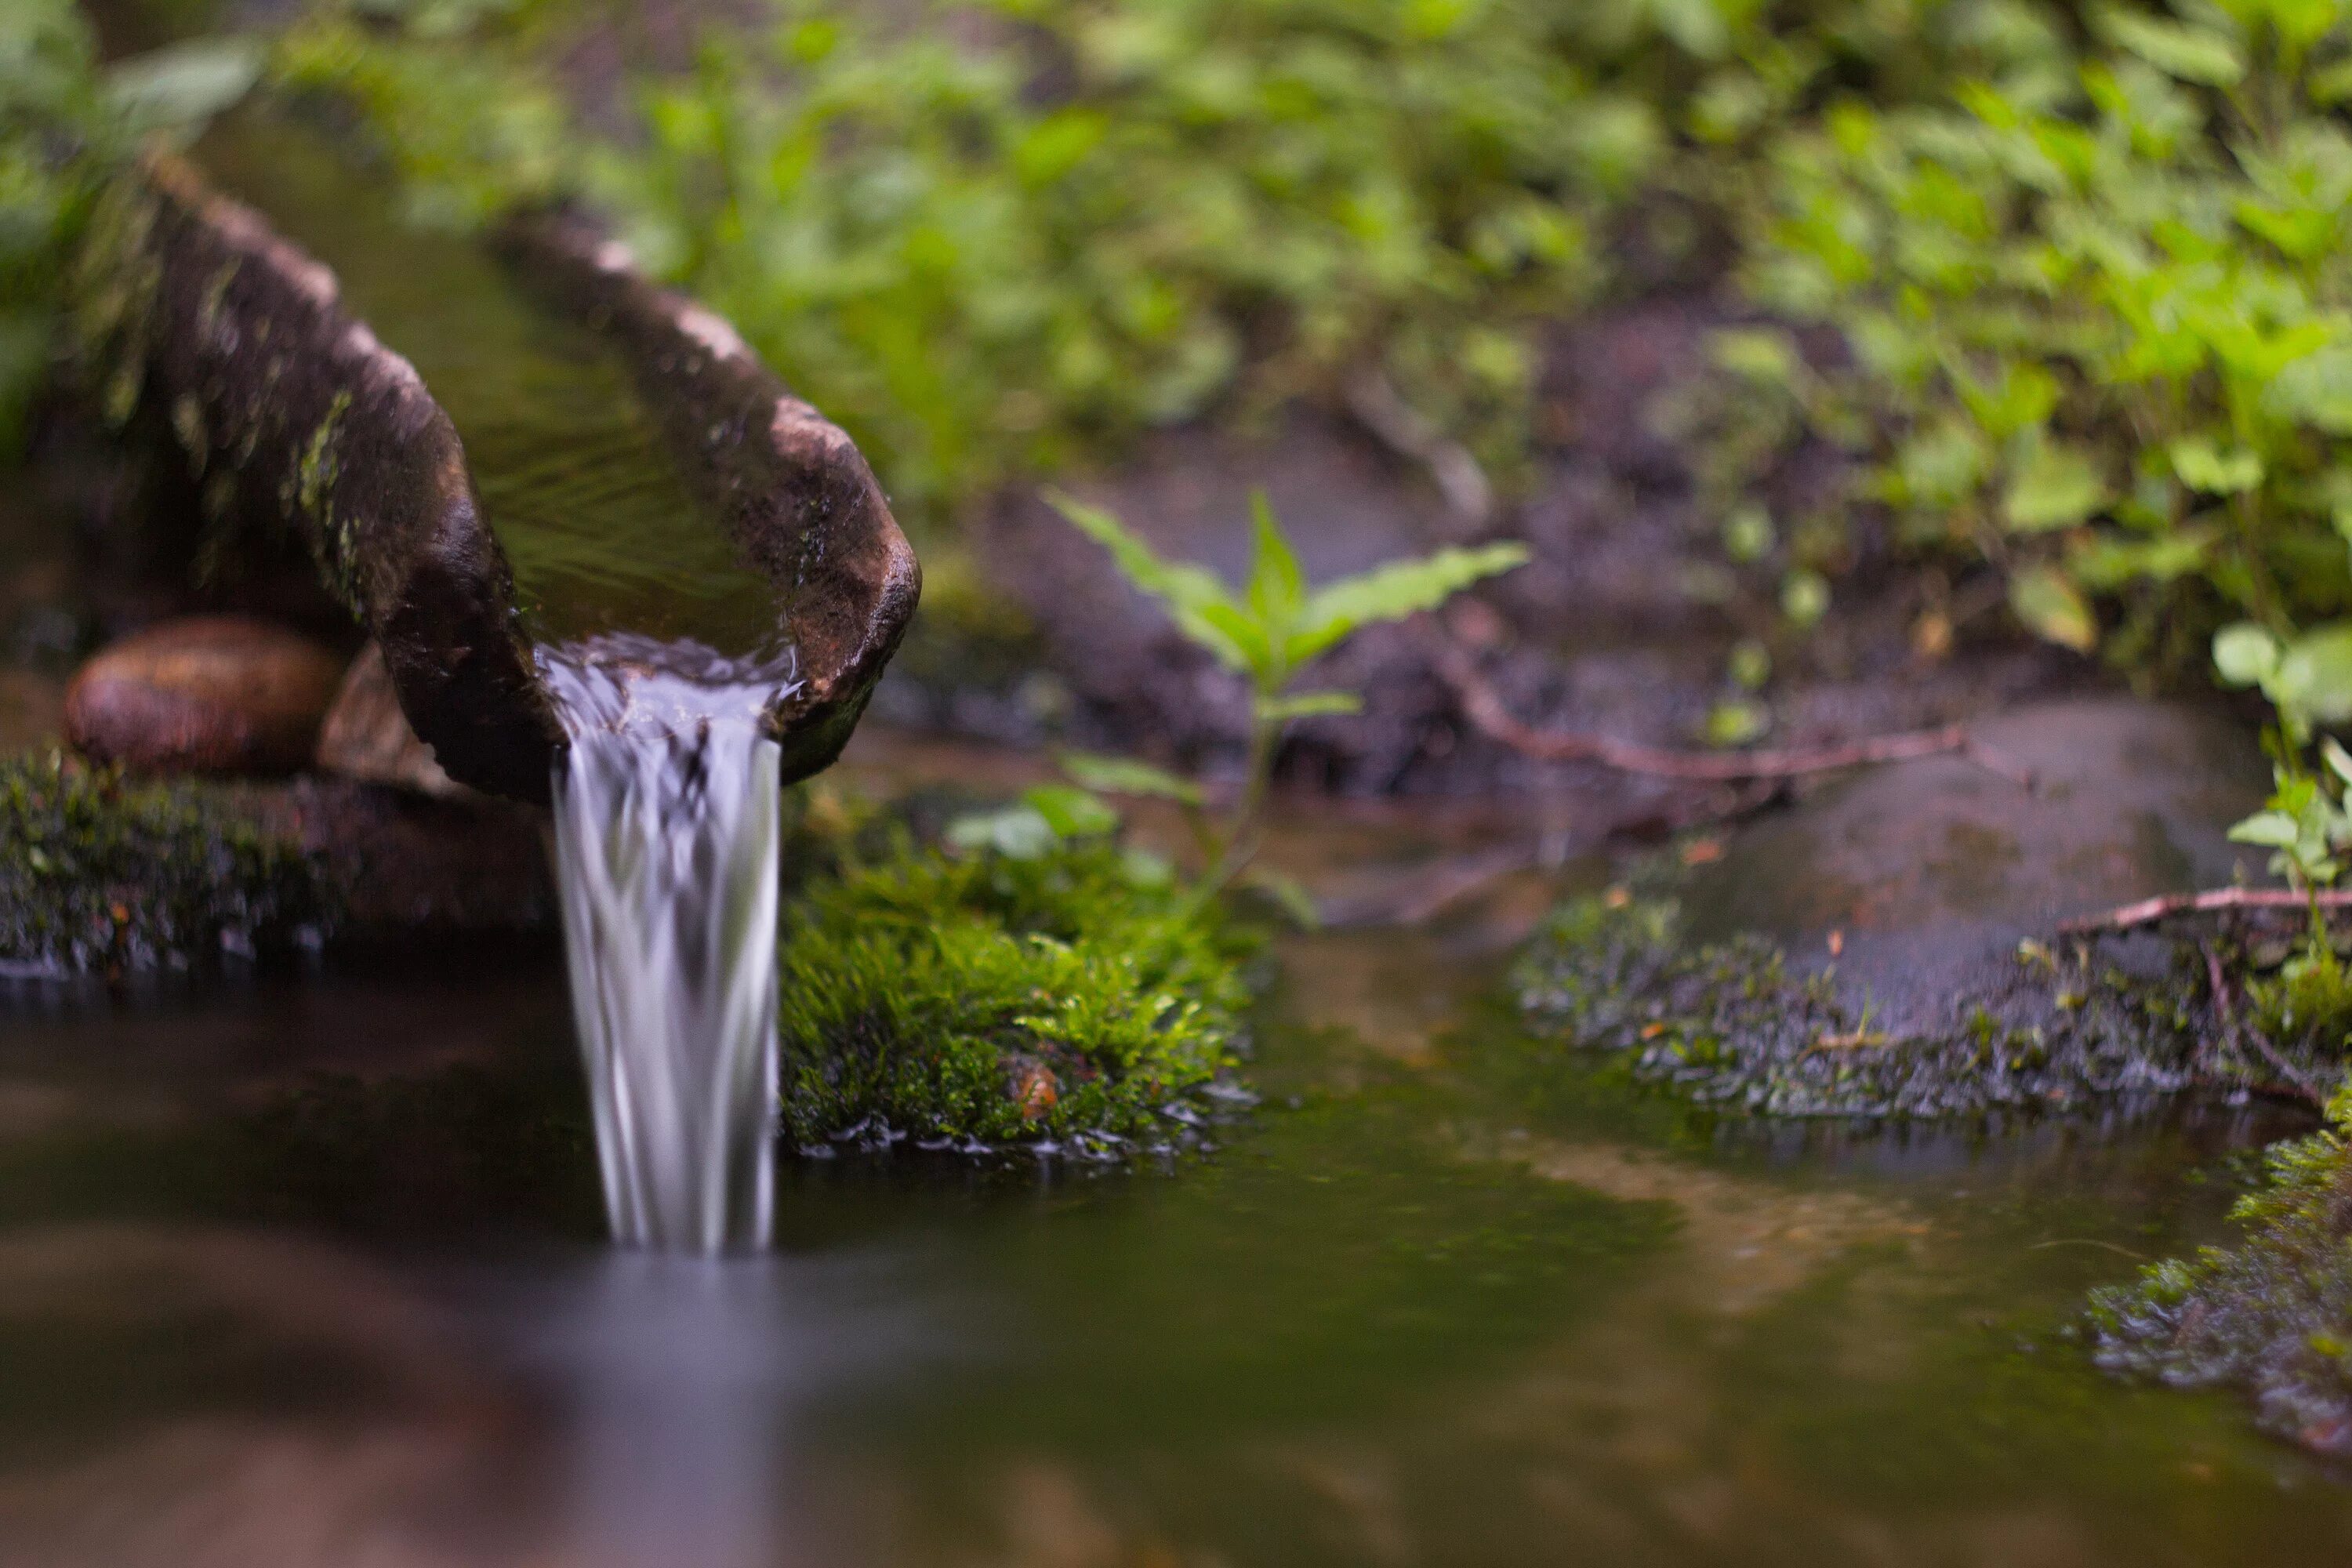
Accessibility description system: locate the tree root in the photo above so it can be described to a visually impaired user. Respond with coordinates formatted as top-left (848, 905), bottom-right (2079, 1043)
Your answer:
top-left (1428, 634), bottom-right (2036, 788)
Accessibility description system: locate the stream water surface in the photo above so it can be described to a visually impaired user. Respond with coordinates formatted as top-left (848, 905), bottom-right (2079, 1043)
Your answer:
top-left (0, 898), bottom-right (2349, 1566)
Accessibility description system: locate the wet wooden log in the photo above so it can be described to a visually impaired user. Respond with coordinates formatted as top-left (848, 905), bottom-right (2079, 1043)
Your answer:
top-left (70, 153), bottom-right (918, 800)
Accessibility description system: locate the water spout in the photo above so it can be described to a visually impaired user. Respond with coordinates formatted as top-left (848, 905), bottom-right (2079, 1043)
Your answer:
top-left (545, 635), bottom-right (797, 1254)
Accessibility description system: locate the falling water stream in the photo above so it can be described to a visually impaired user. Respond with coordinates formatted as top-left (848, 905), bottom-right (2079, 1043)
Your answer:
top-left (543, 638), bottom-right (798, 1254)
top-left (191, 111), bottom-right (804, 1253)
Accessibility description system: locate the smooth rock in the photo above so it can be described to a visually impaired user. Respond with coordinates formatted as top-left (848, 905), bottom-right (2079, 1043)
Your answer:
top-left (315, 642), bottom-right (460, 797)
top-left (65, 616), bottom-right (347, 776)
top-left (239, 777), bottom-right (552, 938)
top-left (1683, 696), bottom-right (2270, 1033)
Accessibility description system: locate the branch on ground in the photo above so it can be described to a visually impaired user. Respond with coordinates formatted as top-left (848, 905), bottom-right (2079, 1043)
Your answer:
top-left (2057, 887), bottom-right (2352, 936)
top-left (1427, 633), bottom-right (2035, 788)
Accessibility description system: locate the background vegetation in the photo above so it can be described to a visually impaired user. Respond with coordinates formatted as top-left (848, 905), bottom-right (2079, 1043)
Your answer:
top-left (18, 0), bottom-right (2352, 729)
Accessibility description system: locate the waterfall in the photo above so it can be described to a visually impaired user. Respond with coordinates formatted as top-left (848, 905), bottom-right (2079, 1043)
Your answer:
top-left (543, 633), bottom-right (798, 1254)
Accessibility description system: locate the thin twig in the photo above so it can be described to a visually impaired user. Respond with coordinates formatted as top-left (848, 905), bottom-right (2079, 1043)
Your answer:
top-left (1429, 635), bottom-right (2034, 787)
top-left (2057, 887), bottom-right (2352, 936)
top-left (1344, 370), bottom-right (1497, 531)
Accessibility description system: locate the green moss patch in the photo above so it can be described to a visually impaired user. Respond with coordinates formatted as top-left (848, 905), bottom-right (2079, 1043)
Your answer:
top-left (777, 839), bottom-right (1255, 1159)
top-left (1514, 887), bottom-right (2336, 1120)
top-left (0, 751), bottom-right (329, 978)
top-left (2089, 1083), bottom-right (2352, 1459)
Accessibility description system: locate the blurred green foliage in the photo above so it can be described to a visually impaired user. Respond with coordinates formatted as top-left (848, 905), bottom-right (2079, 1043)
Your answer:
top-left (270, 0), bottom-right (2048, 528)
top-left (34, 0), bottom-right (2352, 731)
top-left (1748, 0), bottom-right (2352, 681)
top-left (1, 0), bottom-right (257, 463)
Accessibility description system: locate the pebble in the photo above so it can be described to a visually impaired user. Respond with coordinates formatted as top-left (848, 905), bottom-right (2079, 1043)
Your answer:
top-left (64, 615), bottom-right (347, 776)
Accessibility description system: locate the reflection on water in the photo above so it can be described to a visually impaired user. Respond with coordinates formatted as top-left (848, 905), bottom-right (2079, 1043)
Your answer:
top-left (481, 1248), bottom-right (928, 1568)
top-left (2, 928), bottom-right (2351, 1565)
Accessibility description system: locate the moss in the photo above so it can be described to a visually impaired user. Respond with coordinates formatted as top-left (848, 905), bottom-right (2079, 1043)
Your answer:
top-left (0, 750), bottom-right (331, 978)
top-left (2088, 1081), bottom-right (2352, 1458)
top-left (776, 837), bottom-right (1256, 1159)
top-left (1514, 879), bottom-right (2334, 1120)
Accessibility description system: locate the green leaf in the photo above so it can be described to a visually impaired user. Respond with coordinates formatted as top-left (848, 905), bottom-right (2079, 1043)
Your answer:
top-left (1704, 699), bottom-right (1769, 747)
top-left (1244, 491), bottom-right (1305, 642)
top-left (1188, 600), bottom-right (1273, 677)
top-left (2009, 566), bottom-right (2098, 652)
top-left (2230, 811), bottom-right (2303, 849)
top-left (2004, 441), bottom-right (2108, 532)
top-left (1049, 490), bottom-right (1247, 663)
top-left (1022, 785), bottom-right (1120, 839)
top-left (1255, 690), bottom-right (1363, 722)
top-left (2265, 347), bottom-right (2352, 436)
top-left (105, 38), bottom-right (262, 133)
top-left (1058, 751), bottom-right (1205, 805)
top-left (2324, 736), bottom-right (2352, 790)
top-left (1243, 866), bottom-right (1322, 930)
top-left (2275, 624), bottom-right (2352, 724)
top-left (2213, 622), bottom-right (2283, 688)
top-left (1289, 543), bottom-right (1529, 665)
top-left (2097, 8), bottom-right (2245, 86)
top-left (1780, 568), bottom-right (1829, 626)
top-left (2169, 437), bottom-right (2264, 495)
top-left (944, 804), bottom-right (1060, 860)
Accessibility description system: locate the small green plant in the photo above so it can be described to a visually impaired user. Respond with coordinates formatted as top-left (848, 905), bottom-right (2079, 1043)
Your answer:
top-left (274, 0), bottom-right (2052, 530)
top-left (1047, 489), bottom-right (1526, 906)
top-left (2213, 619), bottom-right (2352, 1031)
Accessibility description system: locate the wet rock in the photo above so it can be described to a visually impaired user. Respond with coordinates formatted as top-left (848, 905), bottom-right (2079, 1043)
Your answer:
top-left (239, 776), bottom-right (551, 940)
top-left (1682, 696), bottom-right (2268, 1033)
top-left (64, 616), bottom-right (346, 777)
top-left (314, 642), bottom-right (459, 797)
top-left (1516, 698), bottom-right (2297, 1120)
top-left (0, 753), bottom-right (548, 983)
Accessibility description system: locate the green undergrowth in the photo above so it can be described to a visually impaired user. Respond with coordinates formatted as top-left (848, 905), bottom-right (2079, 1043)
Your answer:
top-left (1740, 2), bottom-right (2352, 678)
top-left (2, 0), bottom-right (260, 461)
top-left (2089, 1078), bottom-right (2352, 1459)
top-left (0, 750), bottom-right (330, 978)
top-left (775, 834), bottom-right (1259, 1159)
top-left (267, 0), bottom-right (2041, 529)
top-left (1514, 881), bottom-right (2344, 1118)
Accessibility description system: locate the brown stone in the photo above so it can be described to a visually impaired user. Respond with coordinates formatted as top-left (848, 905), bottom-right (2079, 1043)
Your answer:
top-left (314, 642), bottom-right (460, 797)
top-left (65, 615), bottom-right (347, 776)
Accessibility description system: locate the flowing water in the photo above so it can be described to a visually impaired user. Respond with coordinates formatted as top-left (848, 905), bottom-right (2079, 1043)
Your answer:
top-left (3, 890), bottom-right (2352, 1566)
top-left (194, 112), bottom-right (800, 1251)
top-left (543, 639), bottom-right (795, 1253)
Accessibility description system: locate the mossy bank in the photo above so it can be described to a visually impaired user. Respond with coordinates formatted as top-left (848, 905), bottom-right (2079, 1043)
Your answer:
top-left (777, 837), bottom-right (1258, 1160)
top-left (2092, 1083), bottom-right (2352, 1461)
top-left (1514, 882), bottom-right (2342, 1121)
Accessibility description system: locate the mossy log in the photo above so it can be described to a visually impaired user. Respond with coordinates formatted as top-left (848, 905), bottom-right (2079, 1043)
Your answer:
top-left (69, 154), bottom-right (917, 800)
